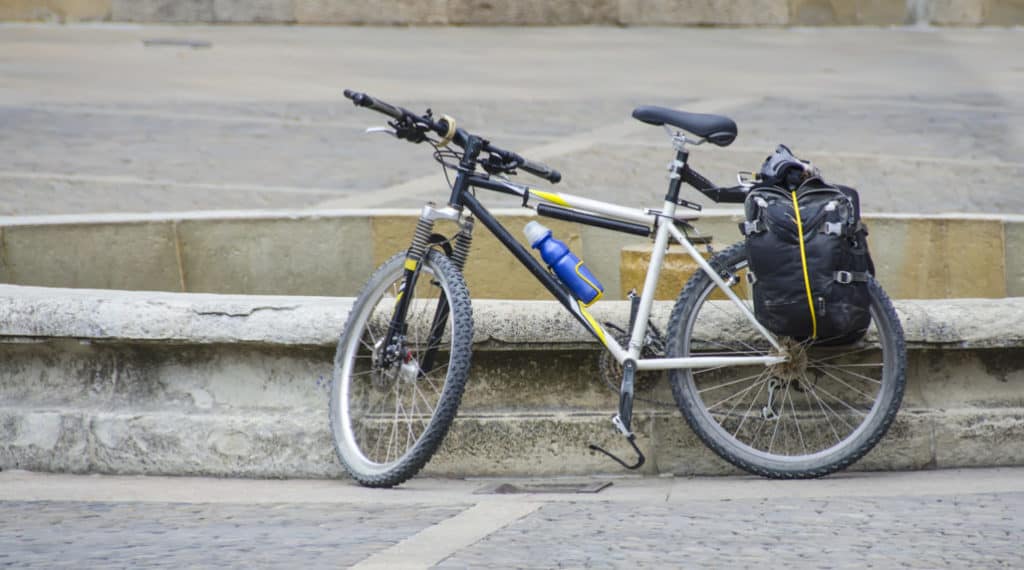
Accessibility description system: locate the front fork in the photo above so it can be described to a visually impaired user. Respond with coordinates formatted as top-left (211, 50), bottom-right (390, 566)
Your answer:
top-left (381, 205), bottom-right (474, 372)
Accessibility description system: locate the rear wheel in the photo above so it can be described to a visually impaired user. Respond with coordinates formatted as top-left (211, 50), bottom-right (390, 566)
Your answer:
top-left (330, 250), bottom-right (473, 487)
top-left (666, 242), bottom-right (906, 478)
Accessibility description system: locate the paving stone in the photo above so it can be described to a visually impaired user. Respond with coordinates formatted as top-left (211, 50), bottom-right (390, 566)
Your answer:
top-left (0, 500), bottom-right (465, 568)
top-left (438, 493), bottom-right (1024, 568)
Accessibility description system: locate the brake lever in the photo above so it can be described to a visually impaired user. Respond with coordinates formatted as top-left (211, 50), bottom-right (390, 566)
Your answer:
top-left (364, 126), bottom-right (397, 137)
top-left (481, 154), bottom-right (518, 176)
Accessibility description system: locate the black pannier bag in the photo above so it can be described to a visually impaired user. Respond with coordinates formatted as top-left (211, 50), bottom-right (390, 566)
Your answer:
top-left (740, 175), bottom-right (875, 345)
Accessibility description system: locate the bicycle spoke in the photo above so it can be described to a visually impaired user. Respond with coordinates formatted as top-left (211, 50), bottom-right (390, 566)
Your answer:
top-left (810, 362), bottom-right (883, 385)
top-left (730, 374), bottom-right (770, 439)
top-left (807, 345), bottom-right (877, 365)
top-left (815, 365), bottom-right (875, 401)
top-left (706, 373), bottom-right (769, 412)
top-left (786, 380), bottom-right (807, 455)
top-left (386, 383), bottom-right (402, 464)
top-left (812, 380), bottom-right (870, 419)
top-left (697, 370), bottom-right (768, 395)
top-left (803, 381), bottom-right (857, 434)
top-left (767, 382), bottom-right (787, 454)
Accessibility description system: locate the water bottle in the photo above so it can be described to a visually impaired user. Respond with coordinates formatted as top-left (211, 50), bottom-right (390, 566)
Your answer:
top-left (524, 221), bottom-right (604, 306)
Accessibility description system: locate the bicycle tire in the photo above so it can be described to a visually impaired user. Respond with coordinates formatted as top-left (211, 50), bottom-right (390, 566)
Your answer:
top-left (330, 250), bottom-right (473, 487)
top-left (666, 242), bottom-right (906, 478)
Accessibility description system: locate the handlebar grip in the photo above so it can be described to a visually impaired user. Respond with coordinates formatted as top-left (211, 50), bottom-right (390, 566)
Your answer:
top-left (519, 158), bottom-right (561, 184)
top-left (343, 89), bottom-right (405, 121)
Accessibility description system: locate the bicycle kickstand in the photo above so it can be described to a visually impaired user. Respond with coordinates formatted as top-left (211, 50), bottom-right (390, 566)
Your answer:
top-left (589, 360), bottom-right (646, 470)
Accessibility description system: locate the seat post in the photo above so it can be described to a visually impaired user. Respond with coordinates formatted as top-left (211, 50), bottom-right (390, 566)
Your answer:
top-left (665, 147), bottom-right (689, 204)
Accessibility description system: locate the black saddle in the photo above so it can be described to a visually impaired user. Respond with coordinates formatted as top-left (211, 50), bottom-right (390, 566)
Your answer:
top-left (632, 105), bottom-right (737, 147)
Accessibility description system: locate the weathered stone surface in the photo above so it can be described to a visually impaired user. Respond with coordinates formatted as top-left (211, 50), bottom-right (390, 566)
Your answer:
top-left (4, 0), bottom-right (1010, 25)
top-left (934, 409), bottom-right (1024, 468)
top-left (619, 0), bottom-right (790, 25)
top-left (985, 0), bottom-right (1024, 24)
top-left (176, 216), bottom-right (373, 296)
top-left (930, 0), bottom-right (985, 23)
top-left (447, 0), bottom-right (617, 25)
top-left (0, 408), bottom-right (339, 477)
top-left (371, 213), bottom-right (583, 301)
top-left (789, 0), bottom-right (906, 25)
top-left (0, 286), bottom-right (351, 345)
top-left (1, 212), bottom-right (1017, 300)
top-left (580, 223), bottom-right (649, 300)
top-left (293, 0), bottom-right (448, 24)
top-left (0, 221), bottom-right (182, 292)
top-left (0, 0), bottom-right (111, 21)
top-left (1, 286), bottom-right (1022, 477)
top-left (864, 216), bottom-right (1006, 299)
top-left (112, 0), bottom-right (214, 22)
top-left (1007, 220), bottom-right (1024, 297)
top-left (1, 286), bottom-right (1022, 349)
top-left (619, 243), bottom-right (722, 302)
top-left (212, 0), bottom-right (293, 22)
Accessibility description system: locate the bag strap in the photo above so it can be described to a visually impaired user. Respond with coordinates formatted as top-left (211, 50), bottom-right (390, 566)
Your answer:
top-left (791, 190), bottom-right (818, 339)
top-left (834, 271), bottom-right (870, 284)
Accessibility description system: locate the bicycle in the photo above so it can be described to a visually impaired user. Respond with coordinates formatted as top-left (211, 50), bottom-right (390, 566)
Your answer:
top-left (331, 90), bottom-right (907, 488)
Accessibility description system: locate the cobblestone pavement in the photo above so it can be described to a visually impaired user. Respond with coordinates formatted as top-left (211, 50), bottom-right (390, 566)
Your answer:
top-left (1, 501), bottom-right (465, 568)
top-left (1, 25), bottom-right (1023, 216)
top-left (438, 493), bottom-right (1022, 569)
top-left (1, 468), bottom-right (1023, 568)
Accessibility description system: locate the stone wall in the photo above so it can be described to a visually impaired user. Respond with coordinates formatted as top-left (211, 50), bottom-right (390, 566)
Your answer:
top-left (2, 0), bottom-right (1023, 25)
top-left (1, 287), bottom-right (1021, 477)
top-left (1, 210), bottom-right (1020, 301)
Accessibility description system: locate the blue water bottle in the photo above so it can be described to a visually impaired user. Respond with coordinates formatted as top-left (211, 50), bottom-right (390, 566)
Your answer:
top-left (524, 221), bottom-right (604, 306)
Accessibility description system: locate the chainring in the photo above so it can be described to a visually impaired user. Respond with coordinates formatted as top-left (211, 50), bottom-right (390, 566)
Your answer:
top-left (596, 323), bottom-right (675, 407)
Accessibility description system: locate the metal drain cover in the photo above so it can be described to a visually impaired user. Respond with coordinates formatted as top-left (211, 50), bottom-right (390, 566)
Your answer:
top-left (474, 481), bottom-right (612, 495)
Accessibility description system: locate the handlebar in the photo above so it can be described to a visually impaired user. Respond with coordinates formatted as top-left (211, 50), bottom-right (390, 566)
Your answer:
top-left (343, 89), bottom-right (407, 122)
top-left (344, 89), bottom-right (561, 184)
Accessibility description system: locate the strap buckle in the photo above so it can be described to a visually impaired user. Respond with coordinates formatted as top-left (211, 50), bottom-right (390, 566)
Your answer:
top-left (741, 220), bottom-right (765, 236)
top-left (835, 271), bottom-right (853, 284)
top-left (824, 221), bottom-right (844, 236)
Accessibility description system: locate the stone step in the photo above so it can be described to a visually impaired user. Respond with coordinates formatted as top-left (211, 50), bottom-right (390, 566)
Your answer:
top-left (1, 286), bottom-right (1022, 478)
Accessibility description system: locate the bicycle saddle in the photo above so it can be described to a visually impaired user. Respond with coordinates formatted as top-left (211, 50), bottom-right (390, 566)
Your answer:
top-left (632, 105), bottom-right (737, 147)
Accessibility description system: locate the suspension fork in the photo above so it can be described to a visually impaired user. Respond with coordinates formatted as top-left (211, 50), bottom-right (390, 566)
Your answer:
top-left (381, 204), bottom-right (472, 371)
top-left (418, 216), bottom-right (474, 377)
top-left (388, 136), bottom-right (481, 373)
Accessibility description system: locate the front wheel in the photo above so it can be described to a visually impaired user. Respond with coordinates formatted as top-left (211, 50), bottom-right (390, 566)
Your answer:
top-left (330, 250), bottom-right (473, 487)
top-left (666, 242), bottom-right (906, 478)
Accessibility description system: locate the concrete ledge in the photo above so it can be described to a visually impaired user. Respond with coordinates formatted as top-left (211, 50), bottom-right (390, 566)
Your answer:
top-left (2, 210), bottom-right (1022, 300)
top-left (2, 285), bottom-right (1022, 348)
top-left (1, 285), bottom-right (1022, 478)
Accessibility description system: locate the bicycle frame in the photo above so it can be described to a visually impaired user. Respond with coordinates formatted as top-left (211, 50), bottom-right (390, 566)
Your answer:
top-left (382, 133), bottom-right (788, 467)
top-left (453, 178), bottom-right (785, 369)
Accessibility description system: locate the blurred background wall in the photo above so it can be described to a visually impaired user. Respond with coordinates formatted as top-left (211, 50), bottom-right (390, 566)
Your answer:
top-left (1, 0), bottom-right (1023, 26)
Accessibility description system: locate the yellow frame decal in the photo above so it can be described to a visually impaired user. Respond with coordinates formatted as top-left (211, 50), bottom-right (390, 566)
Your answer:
top-left (529, 189), bottom-right (569, 207)
top-left (578, 301), bottom-right (608, 347)
top-left (404, 258), bottom-right (418, 271)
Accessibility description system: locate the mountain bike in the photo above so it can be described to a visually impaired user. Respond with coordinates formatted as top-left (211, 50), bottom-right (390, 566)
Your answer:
top-left (331, 90), bottom-right (906, 488)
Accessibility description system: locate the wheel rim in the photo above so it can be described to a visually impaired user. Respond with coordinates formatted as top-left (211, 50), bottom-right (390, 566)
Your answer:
top-left (336, 260), bottom-right (455, 476)
top-left (679, 258), bottom-right (896, 465)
